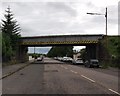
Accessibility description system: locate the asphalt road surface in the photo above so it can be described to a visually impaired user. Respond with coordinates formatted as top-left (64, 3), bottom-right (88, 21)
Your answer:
top-left (2, 57), bottom-right (119, 95)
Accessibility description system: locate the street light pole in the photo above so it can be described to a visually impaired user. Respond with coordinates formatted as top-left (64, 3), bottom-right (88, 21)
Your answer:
top-left (87, 7), bottom-right (108, 60)
top-left (87, 7), bottom-right (107, 36)
top-left (105, 7), bottom-right (107, 36)
top-left (105, 7), bottom-right (108, 54)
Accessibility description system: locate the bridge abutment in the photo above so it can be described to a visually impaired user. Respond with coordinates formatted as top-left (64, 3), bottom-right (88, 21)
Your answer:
top-left (18, 45), bottom-right (28, 63)
top-left (86, 44), bottom-right (99, 60)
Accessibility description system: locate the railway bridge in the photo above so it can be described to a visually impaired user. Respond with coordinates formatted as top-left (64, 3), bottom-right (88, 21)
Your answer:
top-left (18, 34), bottom-right (105, 62)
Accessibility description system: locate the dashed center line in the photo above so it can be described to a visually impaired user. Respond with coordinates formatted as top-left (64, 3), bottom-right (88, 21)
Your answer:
top-left (60, 65), bottom-right (68, 69)
top-left (81, 75), bottom-right (95, 83)
top-left (60, 65), bottom-right (63, 67)
top-left (60, 65), bottom-right (120, 95)
top-left (59, 65), bottom-right (120, 95)
top-left (73, 71), bottom-right (78, 74)
top-left (70, 70), bottom-right (78, 74)
top-left (70, 70), bottom-right (74, 72)
top-left (109, 89), bottom-right (120, 95)
top-left (64, 67), bottom-right (68, 69)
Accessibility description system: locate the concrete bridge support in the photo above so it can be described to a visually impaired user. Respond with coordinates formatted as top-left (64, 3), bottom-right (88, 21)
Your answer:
top-left (86, 44), bottom-right (99, 60)
top-left (18, 45), bottom-right (28, 63)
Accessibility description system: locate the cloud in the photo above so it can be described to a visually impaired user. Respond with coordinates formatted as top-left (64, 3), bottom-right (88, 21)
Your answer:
top-left (46, 2), bottom-right (77, 17)
top-left (1, 1), bottom-right (118, 36)
top-left (108, 5), bottom-right (118, 25)
top-left (118, 2), bottom-right (120, 35)
top-left (1, 0), bottom-right (119, 53)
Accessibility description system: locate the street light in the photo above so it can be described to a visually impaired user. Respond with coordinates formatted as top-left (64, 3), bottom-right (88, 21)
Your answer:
top-left (87, 7), bottom-right (108, 61)
top-left (87, 7), bottom-right (107, 36)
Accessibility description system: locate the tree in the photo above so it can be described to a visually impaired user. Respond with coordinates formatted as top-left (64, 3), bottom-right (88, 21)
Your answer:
top-left (2, 7), bottom-right (20, 35)
top-left (0, 30), bottom-right (2, 63)
top-left (80, 48), bottom-right (86, 62)
top-left (116, 36), bottom-right (120, 67)
top-left (116, 37), bottom-right (120, 57)
top-left (47, 46), bottom-right (73, 57)
top-left (1, 6), bottom-right (21, 62)
top-left (2, 7), bottom-right (21, 50)
top-left (2, 32), bottom-right (13, 61)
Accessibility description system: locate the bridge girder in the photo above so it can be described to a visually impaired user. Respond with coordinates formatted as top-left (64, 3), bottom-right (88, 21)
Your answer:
top-left (20, 34), bottom-right (103, 46)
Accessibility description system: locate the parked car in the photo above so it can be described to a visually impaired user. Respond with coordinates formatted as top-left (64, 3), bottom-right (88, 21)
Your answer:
top-left (84, 59), bottom-right (99, 68)
top-left (57, 57), bottom-right (63, 61)
top-left (37, 56), bottom-right (43, 61)
top-left (66, 57), bottom-right (73, 62)
top-left (72, 58), bottom-right (84, 64)
top-left (62, 57), bottom-right (68, 62)
top-left (54, 57), bottom-right (58, 60)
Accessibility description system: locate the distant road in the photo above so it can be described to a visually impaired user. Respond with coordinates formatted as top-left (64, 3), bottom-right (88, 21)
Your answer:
top-left (2, 57), bottom-right (119, 95)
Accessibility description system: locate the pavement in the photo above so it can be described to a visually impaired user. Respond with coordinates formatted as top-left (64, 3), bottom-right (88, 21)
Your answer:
top-left (2, 61), bottom-right (32, 79)
top-left (2, 61), bottom-right (44, 94)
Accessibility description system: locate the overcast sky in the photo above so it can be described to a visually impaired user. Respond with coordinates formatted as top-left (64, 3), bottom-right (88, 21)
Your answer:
top-left (1, 0), bottom-right (119, 54)
top-left (1, 0), bottom-right (119, 36)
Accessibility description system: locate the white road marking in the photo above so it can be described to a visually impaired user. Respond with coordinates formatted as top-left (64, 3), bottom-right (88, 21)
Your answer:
top-left (64, 67), bottom-right (68, 69)
top-left (70, 70), bottom-right (78, 74)
top-left (60, 65), bottom-right (68, 69)
top-left (70, 70), bottom-right (74, 72)
top-left (60, 64), bottom-right (120, 95)
top-left (73, 71), bottom-right (78, 74)
top-left (109, 89), bottom-right (120, 95)
top-left (81, 75), bottom-right (95, 83)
